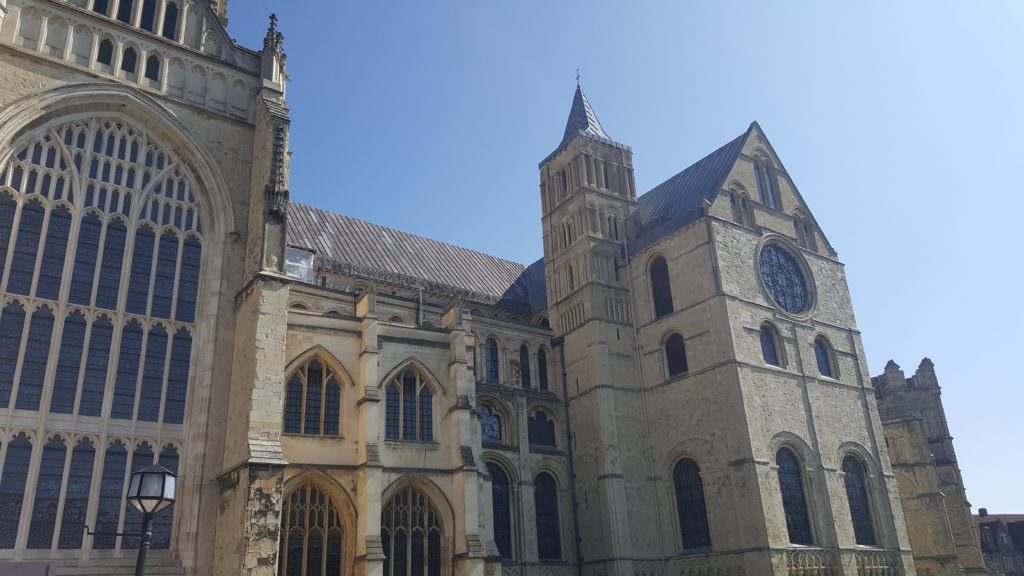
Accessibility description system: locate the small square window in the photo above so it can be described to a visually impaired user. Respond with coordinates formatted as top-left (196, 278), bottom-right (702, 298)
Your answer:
top-left (285, 247), bottom-right (314, 282)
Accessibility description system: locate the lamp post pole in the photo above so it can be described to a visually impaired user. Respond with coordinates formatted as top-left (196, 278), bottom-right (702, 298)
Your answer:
top-left (135, 512), bottom-right (154, 576)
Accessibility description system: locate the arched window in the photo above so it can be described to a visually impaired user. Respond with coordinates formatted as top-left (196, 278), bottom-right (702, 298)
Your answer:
top-left (283, 357), bottom-right (344, 436)
top-left (144, 54), bottom-right (161, 81)
top-left (527, 411), bottom-right (556, 447)
top-left (537, 349), bottom-right (549, 391)
top-left (97, 39), bottom-right (114, 66)
top-left (814, 337), bottom-right (835, 378)
top-left (93, 440), bottom-right (128, 549)
top-left (116, 0), bottom-right (133, 23)
top-left (162, 2), bottom-right (179, 39)
top-left (673, 459), bottom-right (711, 550)
top-left (519, 345), bottom-right (531, 389)
top-left (92, 0), bottom-right (110, 15)
top-left (649, 256), bottom-right (674, 319)
top-left (485, 338), bottom-right (499, 384)
top-left (754, 159), bottom-right (780, 210)
top-left (28, 436), bottom-right (67, 548)
top-left (385, 369), bottom-right (433, 442)
top-left (534, 473), bottom-right (561, 560)
top-left (776, 448), bottom-right (813, 545)
top-left (7, 201), bottom-right (44, 295)
top-left (479, 405), bottom-right (501, 444)
top-left (140, 0), bottom-right (157, 31)
top-left (382, 485), bottom-right (443, 576)
top-left (121, 47), bottom-right (138, 73)
top-left (842, 456), bottom-right (876, 546)
top-left (58, 438), bottom-right (96, 549)
top-left (665, 333), bottom-right (688, 377)
top-left (760, 323), bottom-right (781, 367)
top-left (0, 432), bottom-right (32, 548)
top-left (280, 482), bottom-right (346, 576)
top-left (488, 463), bottom-right (512, 559)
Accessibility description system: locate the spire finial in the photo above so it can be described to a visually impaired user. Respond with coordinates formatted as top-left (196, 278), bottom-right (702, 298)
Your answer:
top-left (576, 68), bottom-right (581, 86)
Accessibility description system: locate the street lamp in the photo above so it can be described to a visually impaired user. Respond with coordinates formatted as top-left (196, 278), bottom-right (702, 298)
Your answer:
top-left (125, 464), bottom-right (177, 576)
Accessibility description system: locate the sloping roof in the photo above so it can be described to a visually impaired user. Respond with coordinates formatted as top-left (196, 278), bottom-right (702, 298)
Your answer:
top-left (630, 125), bottom-right (752, 253)
top-left (287, 203), bottom-right (546, 313)
top-left (542, 85), bottom-right (630, 166)
top-left (976, 514), bottom-right (1024, 526)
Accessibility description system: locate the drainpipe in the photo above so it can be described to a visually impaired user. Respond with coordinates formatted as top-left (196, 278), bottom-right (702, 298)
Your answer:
top-left (552, 335), bottom-right (584, 576)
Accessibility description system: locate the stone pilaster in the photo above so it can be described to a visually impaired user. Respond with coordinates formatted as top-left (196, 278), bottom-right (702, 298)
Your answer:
top-left (356, 287), bottom-right (385, 576)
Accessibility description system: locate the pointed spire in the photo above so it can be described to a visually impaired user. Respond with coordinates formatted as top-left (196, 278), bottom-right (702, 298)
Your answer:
top-left (557, 84), bottom-right (610, 151)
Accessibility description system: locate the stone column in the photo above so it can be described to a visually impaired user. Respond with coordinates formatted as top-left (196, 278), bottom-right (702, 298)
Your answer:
top-left (356, 288), bottom-right (385, 576)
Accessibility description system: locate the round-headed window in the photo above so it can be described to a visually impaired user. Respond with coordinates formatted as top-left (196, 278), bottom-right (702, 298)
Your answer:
top-left (758, 244), bottom-right (811, 314)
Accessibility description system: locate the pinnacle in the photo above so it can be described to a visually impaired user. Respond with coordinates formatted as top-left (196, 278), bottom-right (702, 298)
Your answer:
top-left (557, 84), bottom-right (611, 151)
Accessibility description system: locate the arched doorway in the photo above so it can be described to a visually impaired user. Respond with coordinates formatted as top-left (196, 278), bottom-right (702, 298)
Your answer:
top-left (279, 481), bottom-right (347, 576)
top-left (382, 485), bottom-right (444, 576)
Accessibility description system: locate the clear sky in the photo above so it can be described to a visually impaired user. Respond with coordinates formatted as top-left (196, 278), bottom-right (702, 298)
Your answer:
top-left (227, 2), bottom-right (1023, 510)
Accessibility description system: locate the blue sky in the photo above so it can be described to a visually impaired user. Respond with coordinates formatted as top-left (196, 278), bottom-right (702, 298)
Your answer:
top-left (228, 2), bottom-right (1023, 510)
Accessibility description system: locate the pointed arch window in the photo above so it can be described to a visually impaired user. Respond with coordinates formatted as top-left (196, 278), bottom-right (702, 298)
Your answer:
top-left (140, 0), bottom-right (157, 31)
top-left (97, 39), bottom-right (114, 66)
top-left (145, 55), bottom-right (161, 81)
top-left (650, 256), bottom-right (673, 319)
top-left (93, 440), bottom-right (128, 549)
top-left (116, 0), bottom-right (133, 23)
top-left (162, 3), bottom-right (179, 39)
top-left (754, 159), bottom-right (780, 210)
top-left (519, 345), bottom-right (532, 389)
top-left (0, 433), bottom-right (32, 548)
top-left (760, 323), bottom-right (781, 367)
top-left (7, 201), bottom-right (45, 295)
top-left (488, 463), bottom-right (513, 559)
top-left (382, 486), bottom-right (443, 576)
top-left (842, 456), bottom-right (876, 546)
top-left (814, 337), bottom-right (835, 378)
top-left (665, 333), bottom-right (688, 377)
top-left (485, 338), bottom-right (499, 383)
top-left (121, 47), bottom-right (138, 74)
top-left (528, 411), bottom-right (556, 447)
top-left (58, 438), bottom-right (95, 549)
top-left (283, 357), bottom-right (344, 436)
top-left (27, 436), bottom-right (67, 548)
top-left (537, 349), bottom-right (549, 391)
top-left (534, 473), bottom-right (562, 560)
top-left (479, 405), bottom-right (502, 444)
top-left (385, 369), bottom-right (433, 442)
top-left (280, 482), bottom-right (346, 576)
top-left (673, 459), bottom-right (711, 550)
top-left (776, 448), bottom-right (813, 545)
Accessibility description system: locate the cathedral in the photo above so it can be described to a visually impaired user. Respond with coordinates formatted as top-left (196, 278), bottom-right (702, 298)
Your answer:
top-left (0, 2), bottom-right (993, 576)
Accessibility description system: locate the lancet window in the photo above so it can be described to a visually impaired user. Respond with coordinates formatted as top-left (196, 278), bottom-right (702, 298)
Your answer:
top-left (650, 256), bottom-right (673, 319)
top-left (485, 338), bottom-right (500, 383)
top-left (842, 456), bottom-right (876, 546)
top-left (284, 357), bottom-right (343, 436)
top-left (777, 448), bottom-right (813, 545)
top-left (665, 333), bottom-right (689, 377)
top-left (534, 473), bottom-right (561, 560)
top-left (0, 117), bottom-right (203, 551)
top-left (488, 463), bottom-right (513, 559)
top-left (385, 369), bottom-right (434, 442)
top-left (382, 486), bottom-right (443, 576)
top-left (673, 459), bottom-right (711, 550)
top-left (537, 348), bottom-right (549, 390)
top-left (520, 345), bottom-right (532, 389)
top-left (279, 482), bottom-right (346, 576)
top-left (760, 323), bottom-right (781, 367)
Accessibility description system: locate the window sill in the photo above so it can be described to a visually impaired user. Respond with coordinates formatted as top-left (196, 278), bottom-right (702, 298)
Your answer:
top-left (282, 433), bottom-right (344, 439)
top-left (528, 444), bottom-right (562, 456)
top-left (384, 440), bottom-right (440, 448)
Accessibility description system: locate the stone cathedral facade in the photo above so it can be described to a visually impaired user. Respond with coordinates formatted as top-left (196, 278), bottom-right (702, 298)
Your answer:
top-left (0, 2), bottom-right (992, 576)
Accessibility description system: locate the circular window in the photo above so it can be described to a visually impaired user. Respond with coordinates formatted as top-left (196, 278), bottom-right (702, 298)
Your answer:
top-left (758, 244), bottom-right (811, 313)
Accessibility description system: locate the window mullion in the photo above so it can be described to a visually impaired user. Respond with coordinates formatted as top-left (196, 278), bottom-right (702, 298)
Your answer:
top-left (49, 438), bottom-right (76, 549)
top-left (130, 324), bottom-right (150, 420)
top-left (157, 322), bottom-right (173, 423)
top-left (13, 433), bottom-right (40, 549)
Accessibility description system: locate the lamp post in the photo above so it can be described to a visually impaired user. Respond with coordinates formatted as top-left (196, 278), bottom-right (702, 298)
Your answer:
top-left (125, 464), bottom-right (177, 576)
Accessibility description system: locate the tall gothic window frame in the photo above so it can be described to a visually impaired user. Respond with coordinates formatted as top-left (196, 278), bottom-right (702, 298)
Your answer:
top-left (534, 472), bottom-right (562, 561)
top-left (381, 482), bottom-right (447, 576)
top-left (0, 113), bottom-right (213, 554)
top-left (776, 447), bottom-right (814, 545)
top-left (814, 336), bottom-right (837, 379)
top-left (760, 322), bottom-right (783, 367)
top-left (664, 332), bottom-right (689, 378)
top-left (841, 454), bottom-right (878, 547)
top-left (536, 347), bottom-right (550, 391)
top-left (283, 353), bottom-right (347, 437)
top-left (649, 255), bottom-right (674, 319)
top-left (279, 478), bottom-right (350, 576)
top-left (519, 343), bottom-right (532, 389)
top-left (384, 364), bottom-right (437, 443)
top-left (484, 338), bottom-right (500, 384)
top-left (486, 462), bottom-right (514, 560)
top-left (672, 458), bottom-right (712, 551)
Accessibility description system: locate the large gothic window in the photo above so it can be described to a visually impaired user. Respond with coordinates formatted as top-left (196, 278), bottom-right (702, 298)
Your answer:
top-left (385, 369), bottom-right (434, 442)
top-left (488, 463), bottom-right (513, 559)
top-left (649, 256), bottom-right (674, 319)
top-left (279, 482), bottom-right (346, 576)
top-left (382, 486), bottom-right (443, 576)
top-left (673, 459), bottom-right (711, 550)
top-left (0, 117), bottom-right (205, 551)
top-left (842, 456), bottom-right (876, 546)
top-left (284, 357), bottom-right (344, 436)
top-left (534, 473), bottom-right (562, 560)
top-left (776, 448), bottom-right (813, 545)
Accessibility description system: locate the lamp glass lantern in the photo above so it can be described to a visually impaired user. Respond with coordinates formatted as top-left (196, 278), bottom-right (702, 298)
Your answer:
top-left (127, 464), bottom-right (176, 515)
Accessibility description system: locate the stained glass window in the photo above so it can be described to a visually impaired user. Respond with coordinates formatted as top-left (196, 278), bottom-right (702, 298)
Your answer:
top-left (528, 412), bottom-right (556, 447)
top-left (116, 0), bottom-right (133, 23)
top-left (138, 325), bottom-right (168, 421)
top-left (283, 357), bottom-right (343, 436)
top-left (69, 214), bottom-right (102, 305)
top-left (385, 369), bottom-right (433, 442)
top-left (152, 446), bottom-right (179, 549)
top-left (176, 237), bottom-right (201, 323)
top-left (815, 337), bottom-right (834, 378)
top-left (7, 201), bottom-right (44, 295)
top-left (122, 443), bottom-right (154, 549)
top-left (27, 436), bottom-right (67, 548)
top-left (16, 306), bottom-right (55, 410)
top-left (151, 232), bottom-right (179, 318)
top-left (58, 438), bottom-right (95, 549)
top-left (126, 226), bottom-right (155, 315)
top-left (80, 317), bottom-right (113, 417)
top-left (279, 483), bottom-right (346, 576)
top-left (382, 486), bottom-right (442, 576)
top-left (479, 406), bottom-right (501, 444)
top-left (94, 441), bottom-right (127, 549)
top-left (537, 349), bottom-right (549, 391)
top-left (50, 313), bottom-right (87, 414)
top-left (0, 433), bottom-right (32, 548)
top-left (842, 456), bottom-right (876, 546)
top-left (111, 321), bottom-right (143, 419)
top-left (0, 194), bottom-right (16, 279)
top-left (164, 329), bottom-right (191, 424)
top-left (0, 302), bottom-right (26, 407)
top-left (673, 459), bottom-right (711, 550)
top-left (758, 245), bottom-right (810, 314)
top-left (650, 256), bottom-right (673, 319)
top-left (760, 323), bottom-right (780, 367)
top-left (534, 473), bottom-right (561, 560)
top-left (36, 206), bottom-right (72, 300)
top-left (520, 345), bottom-right (531, 389)
top-left (665, 333), bottom-right (688, 377)
top-left (777, 448), bottom-right (813, 545)
top-left (488, 463), bottom-right (512, 559)
top-left (485, 339), bottom-right (499, 383)
top-left (95, 219), bottom-right (127, 310)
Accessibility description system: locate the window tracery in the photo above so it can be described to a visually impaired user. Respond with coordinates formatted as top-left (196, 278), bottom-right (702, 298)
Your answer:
top-left (382, 486), bottom-right (443, 576)
top-left (279, 482), bottom-right (345, 576)
top-left (284, 357), bottom-right (344, 436)
top-left (385, 369), bottom-right (433, 442)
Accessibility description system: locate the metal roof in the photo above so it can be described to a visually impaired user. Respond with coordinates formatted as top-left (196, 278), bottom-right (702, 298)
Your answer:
top-left (286, 203), bottom-right (546, 313)
top-left (541, 85), bottom-right (630, 166)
